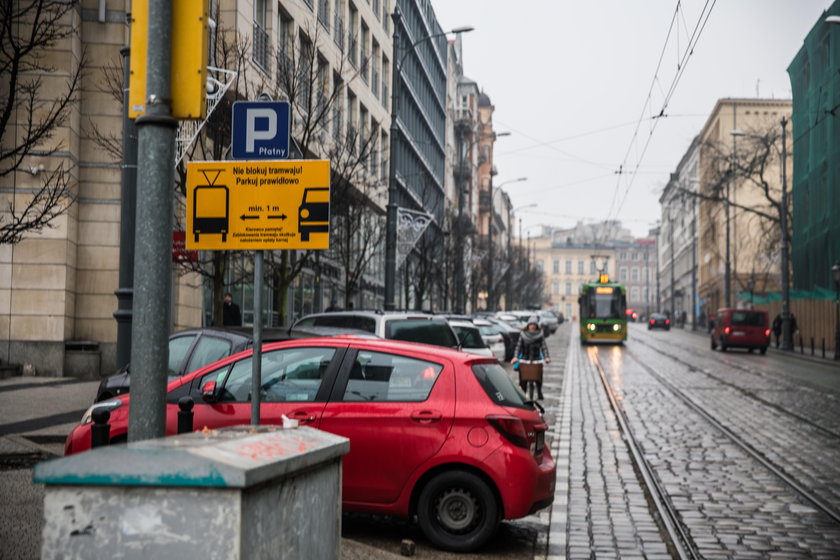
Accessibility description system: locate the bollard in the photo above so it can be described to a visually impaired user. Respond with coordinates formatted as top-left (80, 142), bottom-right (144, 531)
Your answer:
top-left (177, 396), bottom-right (194, 434)
top-left (90, 408), bottom-right (110, 448)
top-left (822, 338), bottom-right (826, 359)
top-left (811, 337), bottom-right (815, 356)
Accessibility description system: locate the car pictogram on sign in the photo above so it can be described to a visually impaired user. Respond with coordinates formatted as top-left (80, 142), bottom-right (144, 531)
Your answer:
top-left (298, 187), bottom-right (330, 241)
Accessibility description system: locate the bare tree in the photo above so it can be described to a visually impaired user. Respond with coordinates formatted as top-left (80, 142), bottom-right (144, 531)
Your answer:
top-left (0, 0), bottom-right (83, 244)
top-left (690, 124), bottom-right (790, 291)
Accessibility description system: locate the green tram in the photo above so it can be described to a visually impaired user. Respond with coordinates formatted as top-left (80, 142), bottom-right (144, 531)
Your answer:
top-left (579, 274), bottom-right (627, 344)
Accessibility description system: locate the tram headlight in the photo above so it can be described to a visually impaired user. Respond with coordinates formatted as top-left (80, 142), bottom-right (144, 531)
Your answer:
top-left (587, 323), bottom-right (596, 332)
top-left (612, 324), bottom-right (622, 332)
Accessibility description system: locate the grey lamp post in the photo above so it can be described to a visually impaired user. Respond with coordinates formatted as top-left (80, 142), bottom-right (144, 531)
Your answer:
top-left (385, 11), bottom-right (473, 310)
top-left (833, 262), bottom-right (840, 360)
top-left (488, 176), bottom-right (526, 310)
top-left (733, 118), bottom-right (792, 348)
top-left (747, 276), bottom-right (755, 307)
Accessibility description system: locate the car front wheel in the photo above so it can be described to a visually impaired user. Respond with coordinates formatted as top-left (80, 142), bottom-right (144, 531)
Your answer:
top-left (416, 470), bottom-right (499, 552)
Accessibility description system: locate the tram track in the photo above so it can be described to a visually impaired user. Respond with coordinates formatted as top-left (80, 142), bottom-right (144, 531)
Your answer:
top-left (587, 343), bottom-right (840, 554)
top-left (630, 334), bottom-right (840, 441)
top-left (585, 347), bottom-right (702, 560)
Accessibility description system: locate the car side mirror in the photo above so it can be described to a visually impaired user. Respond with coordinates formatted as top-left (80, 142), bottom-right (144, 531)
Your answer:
top-left (201, 380), bottom-right (218, 403)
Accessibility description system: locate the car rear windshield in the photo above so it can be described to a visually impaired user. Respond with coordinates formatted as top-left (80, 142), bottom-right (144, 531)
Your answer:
top-left (452, 326), bottom-right (485, 349)
top-left (471, 362), bottom-right (532, 409)
top-left (731, 311), bottom-right (766, 327)
top-left (386, 319), bottom-right (458, 348)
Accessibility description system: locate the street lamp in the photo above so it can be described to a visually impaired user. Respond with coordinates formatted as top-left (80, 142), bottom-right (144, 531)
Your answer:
top-left (488, 176), bottom-right (526, 310)
top-left (384, 12), bottom-right (473, 310)
top-left (508, 203), bottom-right (537, 310)
top-left (747, 276), bottom-right (755, 307)
top-left (727, 129), bottom-right (743, 308)
top-left (833, 261), bottom-right (840, 360)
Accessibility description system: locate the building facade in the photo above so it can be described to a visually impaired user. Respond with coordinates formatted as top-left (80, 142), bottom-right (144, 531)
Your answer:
top-left (658, 137), bottom-right (700, 327)
top-left (695, 98), bottom-right (792, 317)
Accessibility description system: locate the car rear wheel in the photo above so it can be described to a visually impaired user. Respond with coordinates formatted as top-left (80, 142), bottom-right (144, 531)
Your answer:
top-left (417, 471), bottom-right (499, 552)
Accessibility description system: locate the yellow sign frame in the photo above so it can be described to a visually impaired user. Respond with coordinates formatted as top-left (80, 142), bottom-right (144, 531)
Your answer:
top-left (186, 160), bottom-right (331, 250)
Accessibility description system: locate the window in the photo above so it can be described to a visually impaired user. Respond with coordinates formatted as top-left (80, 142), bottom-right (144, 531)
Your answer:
top-left (553, 280), bottom-right (560, 295)
top-left (342, 351), bottom-right (442, 402)
top-left (631, 267), bottom-right (639, 282)
top-left (619, 267), bottom-right (627, 281)
top-left (168, 334), bottom-right (198, 375)
top-left (471, 362), bottom-right (529, 409)
top-left (565, 281), bottom-right (572, 295)
top-left (553, 260), bottom-right (559, 274)
top-left (578, 261), bottom-right (584, 274)
top-left (536, 260), bottom-right (543, 272)
top-left (184, 336), bottom-right (233, 375)
top-left (565, 260), bottom-right (572, 274)
top-left (200, 347), bottom-right (336, 403)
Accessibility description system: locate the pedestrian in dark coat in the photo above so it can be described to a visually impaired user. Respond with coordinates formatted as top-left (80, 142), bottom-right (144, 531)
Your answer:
top-left (511, 316), bottom-right (551, 399)
top-left (223, 292), bottom-right (242, 326)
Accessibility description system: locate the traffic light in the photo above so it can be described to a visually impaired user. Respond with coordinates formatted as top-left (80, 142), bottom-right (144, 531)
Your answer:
top-left (129, 0), bottom-right (210, 120)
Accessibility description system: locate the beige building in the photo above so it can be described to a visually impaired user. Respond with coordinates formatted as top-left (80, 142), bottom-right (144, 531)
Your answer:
top-left (0, 0), bottom-right (393, 376)
top-left (531, 223), bottom-right (629, 321)
top-left (695, 98), bottom-right (792, 316)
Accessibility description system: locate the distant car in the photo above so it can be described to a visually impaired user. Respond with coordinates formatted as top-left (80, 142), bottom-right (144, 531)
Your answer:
top-left (648, 313), bottom-right (670, 330)
top-left (66, 337), bottom-right (556, 552)
top-left (538, 310), bottom-right (559, 335)
top-left (472, 318), bottom-right (509, 362)
top-left (710, 308), bottom-right (770, 353)
top-left (289, 311), bottom-right (460, 350)
top-left (94, 326), bottom-right (292, 402)
top-left (626, 309), bottom-right (638, 321)
top-left (484, 316), bottom-right (521, 361)
top-left (448, 319), bottom-right (495, 358)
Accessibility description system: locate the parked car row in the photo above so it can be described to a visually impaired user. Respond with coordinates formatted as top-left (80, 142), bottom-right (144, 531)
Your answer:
top-left (69, 334), bottom-right (557, 552)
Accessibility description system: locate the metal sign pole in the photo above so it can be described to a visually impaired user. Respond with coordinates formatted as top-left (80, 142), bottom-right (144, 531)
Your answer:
top-left (250, 250), bottom-right (263, 425)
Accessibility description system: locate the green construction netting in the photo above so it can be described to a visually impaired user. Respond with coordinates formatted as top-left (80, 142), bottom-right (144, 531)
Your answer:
top-left (737, 286), bottom-right (837, 303)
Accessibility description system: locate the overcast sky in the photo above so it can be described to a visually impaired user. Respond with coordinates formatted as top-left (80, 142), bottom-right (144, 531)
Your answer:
top-left (431, 0), bottom-right (832, 239)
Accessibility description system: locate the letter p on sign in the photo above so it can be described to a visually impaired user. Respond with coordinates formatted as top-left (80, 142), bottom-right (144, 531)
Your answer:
top-left (245, 108), bottom-right (277, 152)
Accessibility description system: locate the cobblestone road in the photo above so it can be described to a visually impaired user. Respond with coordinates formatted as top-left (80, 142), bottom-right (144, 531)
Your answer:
top-left (547, 322), bottom-right (840, 559)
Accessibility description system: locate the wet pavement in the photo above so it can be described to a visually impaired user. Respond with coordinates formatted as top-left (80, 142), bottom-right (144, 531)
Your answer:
top-left (2, 322), bottom-right (838, 558)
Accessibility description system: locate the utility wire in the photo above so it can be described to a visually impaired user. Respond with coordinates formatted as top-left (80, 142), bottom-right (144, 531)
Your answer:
top-left (600, 0), bottom-right (718, 246)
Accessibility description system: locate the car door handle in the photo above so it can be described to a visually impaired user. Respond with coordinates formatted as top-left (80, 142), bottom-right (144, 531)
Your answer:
top-left (410, 410), bottom-right (442, 424)
top-left (289, 411), bottom-right (316, 423)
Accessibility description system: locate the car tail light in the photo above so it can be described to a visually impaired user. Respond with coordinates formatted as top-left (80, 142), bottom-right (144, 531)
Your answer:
top-left (765, 329), bottom-right (771, 336)
top-left (486, 415), bottom-right (529, 449)
top-left (649, 319), bottom-right (654, 325)
top-left (665, 319), bottom-right (670, 325)
top-left (724, 326), bottom-right (731, 335)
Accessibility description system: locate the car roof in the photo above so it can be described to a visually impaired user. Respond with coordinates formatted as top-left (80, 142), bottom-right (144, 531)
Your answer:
top-left (266, 336), bottom-right (492, 364)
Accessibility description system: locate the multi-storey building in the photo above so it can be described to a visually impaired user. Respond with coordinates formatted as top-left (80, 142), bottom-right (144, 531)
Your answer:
top-left (531, 222), bottom-right (633, 321)
top-left (615, 237), bottom-right (658, 321)
top-left (695, 98), bottom-right (792, 317)
top-left (659, 137), bottom-right (700, 327)
top-left (1, 0), bottom-right (467, 376)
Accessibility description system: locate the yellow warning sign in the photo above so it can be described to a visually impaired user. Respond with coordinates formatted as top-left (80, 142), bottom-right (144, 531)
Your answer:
top-left (186, 160), bottom-right (330, 250)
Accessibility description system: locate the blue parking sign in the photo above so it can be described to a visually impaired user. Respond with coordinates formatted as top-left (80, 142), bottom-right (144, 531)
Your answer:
top-left (231, 101), bottom-right (291, 160)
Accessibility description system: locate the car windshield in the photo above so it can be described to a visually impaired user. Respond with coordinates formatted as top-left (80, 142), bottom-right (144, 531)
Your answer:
top-left (471, 362), bottom-right (532, 409)
top-left (386, 319), bottom-right (458, 347)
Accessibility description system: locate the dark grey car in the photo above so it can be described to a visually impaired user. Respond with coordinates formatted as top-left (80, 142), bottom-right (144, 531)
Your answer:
top-left (94, 327), bottom-right (292, 402)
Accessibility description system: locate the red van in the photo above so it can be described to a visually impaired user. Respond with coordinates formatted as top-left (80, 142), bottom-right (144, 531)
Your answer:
top-left (710, 308), bottom-right (771, 354)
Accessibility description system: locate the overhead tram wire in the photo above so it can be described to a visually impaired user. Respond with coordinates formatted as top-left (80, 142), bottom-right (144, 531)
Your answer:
top-left (599, 0), bottom-right (718, 246)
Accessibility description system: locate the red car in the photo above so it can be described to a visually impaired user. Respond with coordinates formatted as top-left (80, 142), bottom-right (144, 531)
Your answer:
top-left (710, 308), bottom-right (771, 353)
top-left (66, 337), bottom-right (555, 552)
